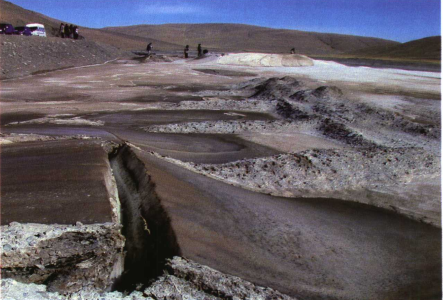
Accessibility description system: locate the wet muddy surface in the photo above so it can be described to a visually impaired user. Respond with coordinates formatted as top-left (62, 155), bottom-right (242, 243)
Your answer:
top-left (138, 151), bottom-right (441, 300)
top-left (113, 129), bottom-right (282, 164)
top-left (193, 68), bottom-right (258, 77)
top-left (1, 125), bottom-right (119, 140)
top-left (122, 94), bottom-right (204, 103)
top-left (1, 112), bottom-right (47, 126)
top-left (1, 57), bottom-right (440, 300)
top-left (83, 109), bottom-right (275, 127)
top-left (1, 140), bottom-right (114, 225)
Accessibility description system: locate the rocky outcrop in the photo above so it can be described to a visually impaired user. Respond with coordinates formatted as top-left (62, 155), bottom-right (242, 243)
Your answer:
top-left (1, 222), bottom-right (125, 293)
top-left (145, 257), bottom-right (296, 300)
top-left (1, 257), bottom-right (296, 300)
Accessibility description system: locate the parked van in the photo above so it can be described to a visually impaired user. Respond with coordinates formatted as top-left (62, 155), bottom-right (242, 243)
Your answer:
top-left (26, 23), bottom-right (46, 37)
top-left (0, 23), bottom-right (15, 35)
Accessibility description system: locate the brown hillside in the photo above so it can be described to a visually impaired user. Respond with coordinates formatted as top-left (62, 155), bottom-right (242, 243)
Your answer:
top-left (104, 23), bottom-right (400, 55)
top-left (0, 0), bottom-right (62, 36)
top-left (0, 35), bottom-right (124, 79)
top-left (0, 0), bottom-right (179, 50)
top-left (347, 36), bottom-right (441, 61)
top-left (0, 0), bottom-right (403, 55)
top-left (80, 28), bottom-right (181, 51)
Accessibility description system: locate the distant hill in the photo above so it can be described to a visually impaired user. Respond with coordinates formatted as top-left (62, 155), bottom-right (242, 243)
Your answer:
top-left (0, 0), bottom-right (61, 36)
top-left (4, 0), bottom-right (437, 60)
top-left (0, 0), bottom-right (179, 50)
top-left (104, 23), bottom-right (400, 55)
top-left (347, 36), bottom-right (441, 61)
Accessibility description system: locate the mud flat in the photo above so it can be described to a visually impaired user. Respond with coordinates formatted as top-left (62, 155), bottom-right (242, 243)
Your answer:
top-left (1, 52), bottom-right (441, 300)
top-left (1, 139), bottom-right (116, 225)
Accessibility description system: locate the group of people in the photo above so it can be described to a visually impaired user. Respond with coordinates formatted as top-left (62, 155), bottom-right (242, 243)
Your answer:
top-left (146, 42), bottom-right (207, 58)
top-left (184, 43), bottom-right (205, 58)
top-left (59, 23), bottom-right (79, 39)
top-left (146, 42), bottom-right (297, 58)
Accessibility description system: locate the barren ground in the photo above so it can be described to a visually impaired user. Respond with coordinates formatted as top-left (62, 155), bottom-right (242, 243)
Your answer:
top-left (1, 51), bottom-right (441, 300)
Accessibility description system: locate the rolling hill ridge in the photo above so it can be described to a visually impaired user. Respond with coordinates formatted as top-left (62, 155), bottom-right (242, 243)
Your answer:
top-left (0, 0), bottom-right (440, 61)
top-left (104, 23), bottom-right (400, 55)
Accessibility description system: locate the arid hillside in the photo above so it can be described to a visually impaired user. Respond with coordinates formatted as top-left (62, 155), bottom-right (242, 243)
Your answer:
top-left (0, 0), bottom-right (181, 50)
top-left (0, 35), bottom-right (125, 79)
top-left (0, 0), bottom-right (61, 36)
top-left (104, 23), bottom-right (400, 54)
top-left (1, 0), bottom-right (400, 54)
top-left (347, 36), bottom-right (441, 61)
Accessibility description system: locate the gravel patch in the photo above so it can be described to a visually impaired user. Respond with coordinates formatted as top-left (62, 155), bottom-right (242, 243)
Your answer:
top-left (144, 120), bottom-right (318, 134)
top-left (0, 35), bottom-right (124, 79)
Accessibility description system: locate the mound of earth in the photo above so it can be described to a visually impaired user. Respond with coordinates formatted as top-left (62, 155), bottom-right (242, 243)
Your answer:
top-left (0, 35), bottom-right (125, 79)
top-left (191, 147), bottom-right (440, 225)
top-left (217, 53), bottom-right (314, 67)
top-left (144, 75), bottom-right (441, 225)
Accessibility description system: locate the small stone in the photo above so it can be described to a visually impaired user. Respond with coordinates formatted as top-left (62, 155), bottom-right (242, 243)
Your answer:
top-left (3, 244), bottom-right (12, 251)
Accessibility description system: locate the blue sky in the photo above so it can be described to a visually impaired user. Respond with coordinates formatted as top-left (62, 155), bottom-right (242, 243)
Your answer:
top-left (9, 0), bottom-right (441, 42)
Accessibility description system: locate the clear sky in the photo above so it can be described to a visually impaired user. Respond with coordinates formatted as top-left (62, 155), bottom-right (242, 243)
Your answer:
top-left (8, 0), bottom-right (441, 42)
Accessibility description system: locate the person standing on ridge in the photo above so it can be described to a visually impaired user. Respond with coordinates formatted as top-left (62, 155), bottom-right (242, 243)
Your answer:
top-left (73, 25), bottom-right (79, 40)
top-left (184, 45), bottom-right (189, 58)
top-left (197, 43), bottom-right (202, 57)
top-left (69, 24), bottom-right (74, 38)
top-left (290, 48), bottom-right (295, 54)
top-left (64, 23), bottom-right (70, 39)
top-left (146, 42), bottom-right (153, 55)
top-left (60, 23), bottom-right (65, 38)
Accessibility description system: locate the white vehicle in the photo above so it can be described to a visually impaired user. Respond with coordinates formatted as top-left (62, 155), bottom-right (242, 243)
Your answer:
top-left (26, 23), bottom-right (46, 37)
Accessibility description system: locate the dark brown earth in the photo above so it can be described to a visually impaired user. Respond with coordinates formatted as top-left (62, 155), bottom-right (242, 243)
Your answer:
top-left (193, 68), bottom-right (258, 77)
top-left (1, 139), bottom-right (114, 225)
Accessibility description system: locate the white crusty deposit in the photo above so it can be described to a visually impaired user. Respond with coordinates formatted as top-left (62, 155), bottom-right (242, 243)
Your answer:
top-left (218, 53), bottom-right (314, 67)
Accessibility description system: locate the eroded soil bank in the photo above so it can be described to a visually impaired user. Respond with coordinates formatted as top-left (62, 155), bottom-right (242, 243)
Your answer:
top-left (109, 144), bottom-right (181, 292)
top-left (2, 143), bottom-right (297, 299)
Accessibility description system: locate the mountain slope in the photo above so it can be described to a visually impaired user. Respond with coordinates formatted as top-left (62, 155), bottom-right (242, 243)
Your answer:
top-left (347, 36), bottom-right (441, 61)
top-left (0, 0), bottom-right (180, 50)
top-left (104, 23), bottom-right (400, 55)
top-left (4, 0), bottom-right (431, 58)
top-left (0, 0), bottom-right (61, 36)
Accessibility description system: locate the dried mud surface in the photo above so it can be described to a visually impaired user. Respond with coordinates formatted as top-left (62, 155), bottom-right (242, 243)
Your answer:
top-left (1, 52), bottom-right (441, 300)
